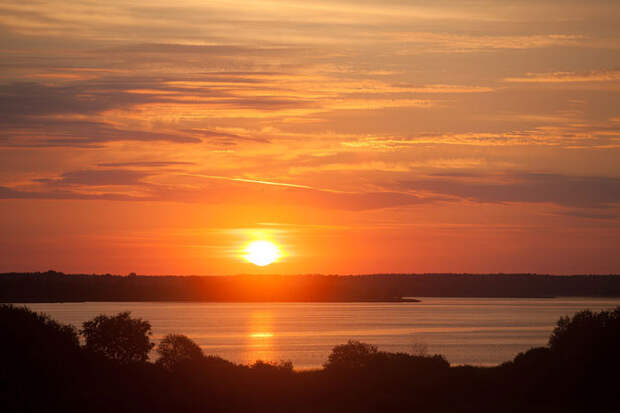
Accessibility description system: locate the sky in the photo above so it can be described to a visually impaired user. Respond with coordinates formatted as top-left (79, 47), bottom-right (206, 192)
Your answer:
top-left (1, 0), bottom-right (620, 275)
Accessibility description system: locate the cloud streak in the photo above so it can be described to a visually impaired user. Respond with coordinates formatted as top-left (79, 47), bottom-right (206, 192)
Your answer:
top-left (400, 172), bottom-right (620, 209)
top-left (505, 70), bottom-right (620, 83)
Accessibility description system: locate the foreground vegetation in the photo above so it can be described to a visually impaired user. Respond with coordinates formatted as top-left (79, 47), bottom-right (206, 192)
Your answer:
top-left (1, 305), bottom-right (619, 412)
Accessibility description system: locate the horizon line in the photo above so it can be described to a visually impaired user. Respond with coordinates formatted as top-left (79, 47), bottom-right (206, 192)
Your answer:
top-left (3, 271), bottom-right (620, 277)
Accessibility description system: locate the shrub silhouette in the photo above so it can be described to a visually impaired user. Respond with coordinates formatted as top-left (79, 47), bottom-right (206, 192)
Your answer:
top-left (511, 346), bottom-right (552, 369)
top-left (367, 351), bottom-right (450, 372)
top-left (323, 340), bottom-right (448, 372)
top-left (156, 333), bottom-right (204, 371)
top-left (501, 307), bottom-right (620, 411)
top-left (81, 311), bottom-right (154, 363)
top-left (548, 306), bottom-right (620, 368)
top-left (0, 305), bottom-right (83, 411)
top-left (545, 304), bottom-right (620, 407)
top-left (1, 304), bottom-right (79, 356)
top-left (549, 306), bottom-right (620, 359)
top-left (251, 359), bottom-right (294, 372)
top-left (324, 340), bottom-right (378, 370)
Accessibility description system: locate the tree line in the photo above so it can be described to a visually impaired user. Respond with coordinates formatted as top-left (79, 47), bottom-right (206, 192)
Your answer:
top-left (2, 271), bottom-right (620, 302)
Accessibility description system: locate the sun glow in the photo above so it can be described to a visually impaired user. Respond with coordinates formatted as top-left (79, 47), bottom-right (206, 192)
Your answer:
top-left (244, 240), bottom-right (281, 266)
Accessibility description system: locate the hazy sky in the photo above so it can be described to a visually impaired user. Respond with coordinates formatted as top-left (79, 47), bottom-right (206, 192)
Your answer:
top-left (1, 0), bottom-right (620, 274)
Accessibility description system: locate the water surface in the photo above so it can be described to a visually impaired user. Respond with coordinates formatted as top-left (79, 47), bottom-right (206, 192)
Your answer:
top-left (21, 297), bottom-right (620, 368)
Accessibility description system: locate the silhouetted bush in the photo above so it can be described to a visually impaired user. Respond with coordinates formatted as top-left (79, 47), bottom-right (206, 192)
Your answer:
top-left (549, 306), bottom-right (620, 364)
top-left (81, 311), bottom-right (154, 363)
top-left (323, 340), bottom-right (449, 376)
top-left (323, 340), bottom-right (378, 370)
top-left (202, 354), bottom-right (237, 370)
top-left (511, 346), bottom-right (552, 368)
top-left (549, 307), bottom-right (620, 407)
top-left (367, 351), bottom-right (450, 372)
top-left (0, 304), bottom-right (79, 358)
top-left (251, 359), bottom-right (294, 373)
top-left (0, 305), bottom-right (84, 412)
top-left (156, 333), bottom-right (204, 371)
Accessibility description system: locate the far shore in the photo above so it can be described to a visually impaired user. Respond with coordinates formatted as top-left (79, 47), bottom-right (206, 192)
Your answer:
top-left (3, 272), bottom-right (620, 303)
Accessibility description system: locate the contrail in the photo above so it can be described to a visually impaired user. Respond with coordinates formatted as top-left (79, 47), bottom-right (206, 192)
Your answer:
top-left (182, 173), bottom-right (316, 190)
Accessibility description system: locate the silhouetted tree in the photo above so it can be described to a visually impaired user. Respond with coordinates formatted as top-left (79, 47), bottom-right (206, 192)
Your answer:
top-left (324, 340), bottom-right (378, 370)
top-left (0, 305), bottom-right (83, 412)
top-left (81, 311), bottom-right (154, 363)
top-left (156, 333), bottom-right (203, 371)
top-left (500, 307), bottom-right (620, 411)
top-left (511, 346), bottom-right (552, 369)
top-left (0, 304), bottom-right (79, 359)
top-left (548, 306), bottom-right (620, 365)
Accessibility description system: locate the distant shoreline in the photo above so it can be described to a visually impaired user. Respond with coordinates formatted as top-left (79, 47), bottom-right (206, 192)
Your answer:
top-left (13, 296), bottom-right (620, 304)
top-left (2, 297), bottom-right (423, 304)
top-left (2, 272), bottom-right (619, 302)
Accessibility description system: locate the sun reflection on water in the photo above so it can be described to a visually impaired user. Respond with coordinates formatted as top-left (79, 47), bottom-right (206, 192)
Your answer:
top-left (249, 332), bottom-right (274, 338)
top-left (246, 311), bottom-right (276, 363)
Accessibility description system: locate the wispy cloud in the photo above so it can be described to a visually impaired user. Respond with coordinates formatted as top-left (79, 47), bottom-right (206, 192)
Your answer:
top-left (505, 70), bottom-right (620, 83)
top-left (34, 169), bottom-right (150, 186)
top-left (340, 127), bottom-right (606, 149)
top-left (390, 32), bottom-right (586, 53)
top-left (398, 172), bottom-right (620, 209)
top-left (0, 170), bottom-right (430, 211)
top-left (98, 161), bottom-right (195, 168)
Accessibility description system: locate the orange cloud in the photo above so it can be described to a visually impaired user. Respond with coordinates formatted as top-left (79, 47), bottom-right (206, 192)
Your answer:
top-left (505, 70), bottom-right (620, 83)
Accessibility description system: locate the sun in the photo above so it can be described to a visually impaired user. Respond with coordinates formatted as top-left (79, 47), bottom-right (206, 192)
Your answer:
top-left (244, 240), bottom-right (281, 266)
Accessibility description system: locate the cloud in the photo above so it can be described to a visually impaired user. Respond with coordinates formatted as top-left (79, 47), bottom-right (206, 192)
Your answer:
top-left (504, 70), bottom-right (620, 83)
top-left (33, 169), bottom-right (151, 186)
top-left (166, 181), bottom-right (432, 211)
top-left (0, 79), bottom-right (314, 119)
top-left (0, 118), bottom-right (201, 147)
top-left (187, 129), bottom-right (270, 144)
top-left (399, 172), bottom-right (620, 209)
top-left (390, 32), bottom-right (586, 53)
top-left (340, 123), bottom-right (619, 149)
top-left (6, 169), bottom-right (619, 212)
top-left (555, 208), bottom-right (620, 220)
top-left (109, 43), bottom-right (307, 57)
top-left (2, 168), bottom-right (431, 211)
top-left (153, 173), bottom-right (434, 210)
top-left (0, 186), bottom-right (145, 201)
top-left (97, 161), bottom-right (195, 168)
top-left (0, 82), bottom-right (205, 146)
top-left (388, 84), bottom-right (494, 94)
top-left (0, 82), bottom-right (148, 117)
top-left (57, 169), bottom-right (150, 186)
top-left (0, 78), bottom-right (299, 146)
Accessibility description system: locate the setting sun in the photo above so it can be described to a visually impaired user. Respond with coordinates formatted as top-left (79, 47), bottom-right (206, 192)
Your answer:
top-left (244, 241), bottom-right (281, 266)
top-left (2, 0), bottom-right (620, 410)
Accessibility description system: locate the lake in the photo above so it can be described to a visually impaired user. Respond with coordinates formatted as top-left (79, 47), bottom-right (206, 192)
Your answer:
top-left (20, 297), bottom-right (620, 369)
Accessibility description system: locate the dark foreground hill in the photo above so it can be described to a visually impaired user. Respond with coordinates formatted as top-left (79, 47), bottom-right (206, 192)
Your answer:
top-left (1, 304), bottom-right (619, 412)
top-left (1, 271), bottom-right (620, 302)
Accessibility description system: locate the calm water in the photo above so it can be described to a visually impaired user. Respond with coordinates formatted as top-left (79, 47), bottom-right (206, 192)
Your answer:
top-left (20, 298), bottom-right (620, 369)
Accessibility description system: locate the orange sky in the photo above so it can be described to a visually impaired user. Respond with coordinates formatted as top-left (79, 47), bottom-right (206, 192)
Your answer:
top-left (1, 0), bottom-right (620, 274)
